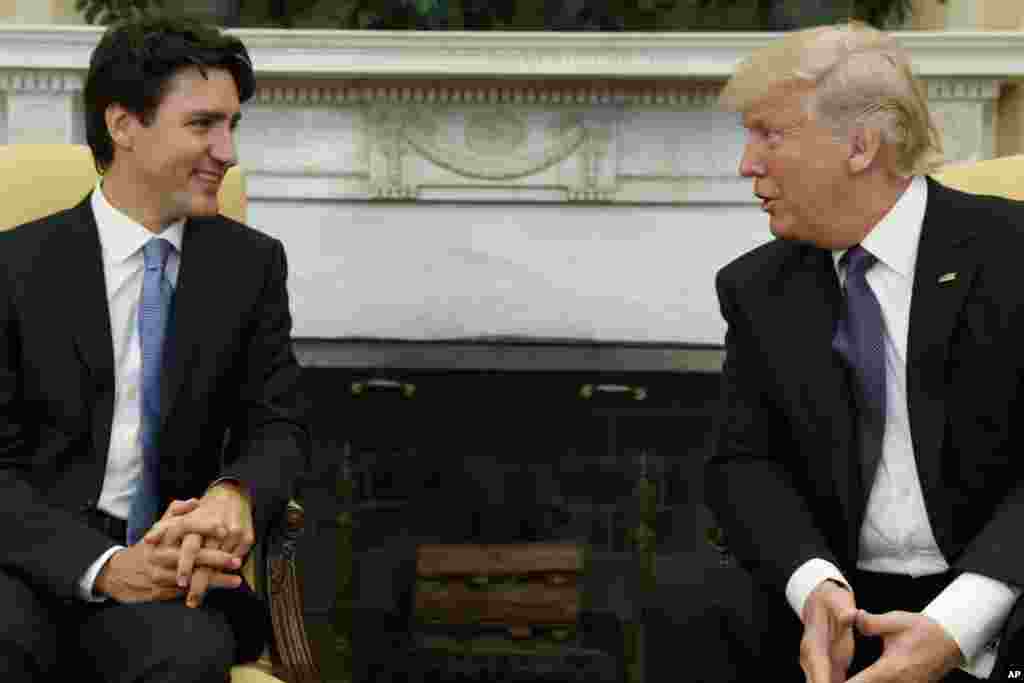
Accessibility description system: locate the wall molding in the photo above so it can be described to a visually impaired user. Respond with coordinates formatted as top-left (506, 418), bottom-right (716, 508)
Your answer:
top-left (925, 77), bottom-right (1001, 100)
top-left (0, 69), bottom-right (83, 94)
top-left (253, 80), bottom-right (724, 106)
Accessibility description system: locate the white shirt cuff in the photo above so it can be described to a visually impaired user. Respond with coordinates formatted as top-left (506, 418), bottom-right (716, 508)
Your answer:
top-left (923, 572), bottom-right (1022, 679)
top-left (786, 558), bottom-right (852, 621)
top-left (76, 546), bottom-right (123, 603)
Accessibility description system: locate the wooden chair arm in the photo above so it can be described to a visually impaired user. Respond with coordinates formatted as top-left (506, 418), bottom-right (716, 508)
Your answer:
top-left (261, 499), bottom-right (321, 683)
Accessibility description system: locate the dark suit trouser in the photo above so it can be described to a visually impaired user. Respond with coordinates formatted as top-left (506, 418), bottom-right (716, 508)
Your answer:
top-left (0, 568), bottom-right (239, 683)
top-left (0, 510), bottom-right (248, 683)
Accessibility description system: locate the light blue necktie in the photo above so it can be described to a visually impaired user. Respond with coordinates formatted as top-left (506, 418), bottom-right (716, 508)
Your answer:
top-left (127, 238), bottom-right (174, 544)
top-left (832, 245), bottom-right (886, 494)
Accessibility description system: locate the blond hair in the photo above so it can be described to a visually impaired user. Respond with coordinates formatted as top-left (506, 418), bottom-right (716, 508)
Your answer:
top-left (720, 22), bottom-right (943, 176)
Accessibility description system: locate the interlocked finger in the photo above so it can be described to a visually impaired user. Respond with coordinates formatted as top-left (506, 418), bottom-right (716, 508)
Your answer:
top-left (144, 511), bottom-right (227, 548)
top-left (221, 521), bottom-right (254, 560)
top-left (177, 532), bottom-right (203, 588)
top-left (186, 536), bottom-right (229, 608)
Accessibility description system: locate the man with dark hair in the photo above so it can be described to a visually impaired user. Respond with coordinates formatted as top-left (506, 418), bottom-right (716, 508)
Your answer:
top-left (0, 15), bottom-right (309, 682)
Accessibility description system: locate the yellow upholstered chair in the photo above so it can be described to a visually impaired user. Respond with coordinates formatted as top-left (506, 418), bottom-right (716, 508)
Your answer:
top-left (932, 154), bottom-right (1024, 200)
top-left (0, 144), bottom-right (319, 683)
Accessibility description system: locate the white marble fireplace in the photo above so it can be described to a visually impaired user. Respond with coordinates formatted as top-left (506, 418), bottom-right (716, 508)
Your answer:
top-left (1, 27), bottom-right (1021, 360)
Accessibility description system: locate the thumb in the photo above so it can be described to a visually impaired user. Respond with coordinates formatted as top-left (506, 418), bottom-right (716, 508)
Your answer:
top-left (834, 604), bottom-right (859, 628)
top-left (855, 609), bottom-right (905, 637)
top-left (161, 498), bottom-right (199, 520)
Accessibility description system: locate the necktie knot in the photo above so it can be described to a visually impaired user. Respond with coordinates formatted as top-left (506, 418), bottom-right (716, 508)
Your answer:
top-left (143, 238), bottom-right (172, 272)
top-left (842, 244), bottom-right (877, 279)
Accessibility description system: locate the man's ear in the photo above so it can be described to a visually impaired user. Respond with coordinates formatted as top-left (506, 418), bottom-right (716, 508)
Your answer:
top-left (848, 125), bottom-right (882, 175)
top-left (104, 103), bottom-right (137, 153)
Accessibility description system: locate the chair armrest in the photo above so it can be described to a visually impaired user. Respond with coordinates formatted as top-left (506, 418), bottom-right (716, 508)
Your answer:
top-left (262, 500), bottom-right (321, 683)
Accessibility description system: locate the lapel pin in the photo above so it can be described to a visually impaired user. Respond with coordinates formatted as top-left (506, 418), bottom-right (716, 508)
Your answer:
top-left (938, 272), bottom-right (957, 284)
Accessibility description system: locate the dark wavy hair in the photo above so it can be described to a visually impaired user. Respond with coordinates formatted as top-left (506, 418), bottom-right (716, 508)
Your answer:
top-left (83, 15), bottom-right (255, 173)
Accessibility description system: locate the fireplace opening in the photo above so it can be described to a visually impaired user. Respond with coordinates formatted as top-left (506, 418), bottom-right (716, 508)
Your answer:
top-left (296, 351), bottom-right (741, 682)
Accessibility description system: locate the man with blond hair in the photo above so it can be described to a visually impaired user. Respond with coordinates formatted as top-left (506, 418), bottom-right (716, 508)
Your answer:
top-left (706, 22), bottom-right (1024, 681)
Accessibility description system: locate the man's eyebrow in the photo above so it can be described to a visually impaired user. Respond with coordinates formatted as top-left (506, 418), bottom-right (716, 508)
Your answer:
top-left (187, 110), bottom-right (242, 124)
top-left (742, 113), bottom-right (762, 129)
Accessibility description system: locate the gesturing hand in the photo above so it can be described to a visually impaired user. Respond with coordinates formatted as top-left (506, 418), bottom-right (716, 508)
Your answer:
top-left (846, 610), bottom-right (962, 683)
top-left (94, 499), bottom-right (243, 603)
top-left (143, 482), bottom-right (254, 608)
top-left (800, 580), bottom-right (858, 683)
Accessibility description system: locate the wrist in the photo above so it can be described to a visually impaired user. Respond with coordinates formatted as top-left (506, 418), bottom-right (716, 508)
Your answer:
top-left (206, 478), bottom-right (251, 504)
top-left (93, 548), bottom-right (123, 598)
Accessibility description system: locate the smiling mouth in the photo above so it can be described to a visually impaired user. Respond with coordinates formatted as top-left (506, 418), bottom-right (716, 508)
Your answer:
top-left (194, 171), bottom-right (223, 185)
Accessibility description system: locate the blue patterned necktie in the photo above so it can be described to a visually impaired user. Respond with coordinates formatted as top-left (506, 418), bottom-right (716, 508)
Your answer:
top-left (127, 238), bottom-right (173, 544)
top-left (832, 245), bottom-right (886, 492)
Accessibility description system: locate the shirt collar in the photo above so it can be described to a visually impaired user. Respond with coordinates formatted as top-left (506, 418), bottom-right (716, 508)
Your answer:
top-left (831, 174), bottom-right (927, 280)
top-left (91, 180), bottom-right (185, 265)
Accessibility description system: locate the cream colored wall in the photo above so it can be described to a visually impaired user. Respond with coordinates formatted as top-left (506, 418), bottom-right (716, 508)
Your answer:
top-left (975, 0), bottom-right (1024, 156)
top-left (51, 0), bottom-right (85, 24)
top-left (978, 0), bottom-right (1023, 29)
top-left (943, 0), bottom-right (1024, 28)
top-left (0, 0), bottom-right (83, 23)
top-left (910, 0), bottom-right (946, 30)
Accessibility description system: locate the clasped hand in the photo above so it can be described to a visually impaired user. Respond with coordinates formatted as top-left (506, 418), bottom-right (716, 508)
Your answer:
top-left (845, 610), bottom-right (962, 683)
top-left (96, 485), bottom-right (254, 606)
top-left (800, 580), bottom-right (963, 683)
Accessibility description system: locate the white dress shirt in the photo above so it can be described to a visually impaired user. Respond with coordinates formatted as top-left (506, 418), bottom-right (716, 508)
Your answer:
top-left (76, 182), bottom-right (184, 601)
top-left (784, 176), bottom-right (1021, 678)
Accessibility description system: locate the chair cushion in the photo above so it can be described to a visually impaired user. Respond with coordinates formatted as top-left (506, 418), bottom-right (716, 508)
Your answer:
top-left (933, 154), bottom-right (1024, 200)
top-left (230, 658), bottom-right (283, 683)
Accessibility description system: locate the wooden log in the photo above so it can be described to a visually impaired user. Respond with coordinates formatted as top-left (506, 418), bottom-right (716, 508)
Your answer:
top-left (416, 543), bottom-right (583, 577)
top-left (414, 580), bottom-right (579, 625)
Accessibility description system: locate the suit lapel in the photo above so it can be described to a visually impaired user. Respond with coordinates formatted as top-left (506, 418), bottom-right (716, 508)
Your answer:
top-left (160, 216), bottom-right (218, 427)
top-left (782, 247), bottom-right (864, 551)
top-left (64, 196), bottom-right (117, 458)
top-left (907, 178), bottom-right (980, 540)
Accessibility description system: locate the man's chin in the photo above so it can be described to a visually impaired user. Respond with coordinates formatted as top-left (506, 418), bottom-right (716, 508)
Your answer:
top-left (768, 218), bottom-right (791, 240)
top-left (188, 197), bottom-right (220, 217)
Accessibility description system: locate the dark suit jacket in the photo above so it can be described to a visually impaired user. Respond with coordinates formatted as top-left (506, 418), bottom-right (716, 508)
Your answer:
top-left (706, 177), bottom-right (1024, 672)
top-left (0, 195), bottom-right (309, 647)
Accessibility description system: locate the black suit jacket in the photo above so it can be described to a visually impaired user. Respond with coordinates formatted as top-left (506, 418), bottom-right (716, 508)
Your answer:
top-left (0, 195), bottom-right (309, 622)
top-left (706, 177), bottom-right (1024, 671)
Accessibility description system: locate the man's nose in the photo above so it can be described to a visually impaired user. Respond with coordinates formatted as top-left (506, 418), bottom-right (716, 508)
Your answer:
top-left (211, 126), bottom-right (237, 168)
top-left (738, 142), bottom-right (764, 178)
